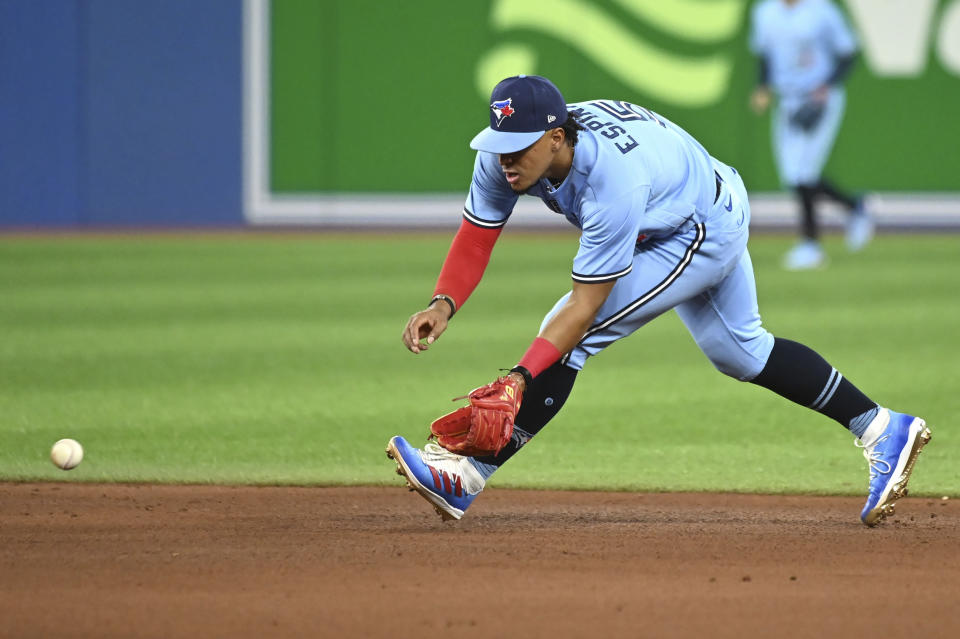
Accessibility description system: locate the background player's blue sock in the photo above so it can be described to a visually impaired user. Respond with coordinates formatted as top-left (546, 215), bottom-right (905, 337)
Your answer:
top-left (471, 362), bottom-right (579, 477)
top-left (750, 337), bottom-right (878, 432)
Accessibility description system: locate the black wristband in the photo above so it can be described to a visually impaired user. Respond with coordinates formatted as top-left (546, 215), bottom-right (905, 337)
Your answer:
top-left (509, 365), bottom-right (534, 389)
top-left (430, 294), bottom-right (456, 318)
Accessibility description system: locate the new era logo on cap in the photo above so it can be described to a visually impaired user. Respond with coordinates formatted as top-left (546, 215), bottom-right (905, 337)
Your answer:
top-left (470, 75), bottom-right (569, 154)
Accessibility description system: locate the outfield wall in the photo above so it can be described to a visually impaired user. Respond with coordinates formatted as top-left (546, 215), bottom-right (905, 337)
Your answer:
top-left (2, 0), bottom-right (958, 228)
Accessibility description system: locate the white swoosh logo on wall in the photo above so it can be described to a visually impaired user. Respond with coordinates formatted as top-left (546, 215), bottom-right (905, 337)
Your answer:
top-left (477, 0), bottom-right (746, 107)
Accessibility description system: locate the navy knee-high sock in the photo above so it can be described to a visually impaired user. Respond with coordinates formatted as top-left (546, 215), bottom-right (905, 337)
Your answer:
top-left (473, 362), bottom-right (578, 472)
top-left (750, 337), bottom-right (878, 435)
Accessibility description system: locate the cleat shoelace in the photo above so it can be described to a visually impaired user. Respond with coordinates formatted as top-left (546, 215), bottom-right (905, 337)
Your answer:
top-left (855, 434), bottom-right (892, 487)
top-left (419, 442), bottom-right (485, 495)
top-left (421, 441), bottom-right (465, 462)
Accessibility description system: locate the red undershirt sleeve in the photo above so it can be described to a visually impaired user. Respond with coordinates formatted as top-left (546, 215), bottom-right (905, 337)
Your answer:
top-left (433, 218), bottom-right (503, 313)
top-left (517, 337), bottom-right (563, 378)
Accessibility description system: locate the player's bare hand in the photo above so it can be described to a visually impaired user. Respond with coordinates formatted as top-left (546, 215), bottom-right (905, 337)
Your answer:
top-left (811, 85), bottom-right (829, 102)
top-left (402, 306), bottom-right (450, 354)
top-left (750, 86), bottom-right (771, 114)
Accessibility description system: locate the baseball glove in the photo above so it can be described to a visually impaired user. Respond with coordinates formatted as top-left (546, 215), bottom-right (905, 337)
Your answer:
top-left (429, 376), bottom-right (524, 457)
top-left (790, 100), bottom-right (825, 131)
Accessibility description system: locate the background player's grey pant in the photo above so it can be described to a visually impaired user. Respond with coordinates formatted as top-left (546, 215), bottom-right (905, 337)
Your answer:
top-left (773, 88), bottom-right (846, 186)
top-left (544, 162), bottom-right (775, 381)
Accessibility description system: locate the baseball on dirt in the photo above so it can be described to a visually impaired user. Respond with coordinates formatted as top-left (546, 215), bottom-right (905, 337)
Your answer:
top-left (50, 438), bottom-right (84, 470)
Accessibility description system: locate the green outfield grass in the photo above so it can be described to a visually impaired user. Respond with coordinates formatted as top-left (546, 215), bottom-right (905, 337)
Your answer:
top-left (0, 231), bottom-right (955, 496)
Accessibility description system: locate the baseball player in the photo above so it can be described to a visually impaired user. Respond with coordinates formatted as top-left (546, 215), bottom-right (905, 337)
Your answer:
top-left (388, 74), bottom-right (930, 527)
top-left (749, 0), bottom-right (873, 270)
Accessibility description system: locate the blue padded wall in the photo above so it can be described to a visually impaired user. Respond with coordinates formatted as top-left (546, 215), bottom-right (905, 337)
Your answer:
top-left (0, 0), bottom-right (243, 227)
top-left (83, 0), bottom-right (242, 225)
top-left (0, 1), bottom-right (83, 226)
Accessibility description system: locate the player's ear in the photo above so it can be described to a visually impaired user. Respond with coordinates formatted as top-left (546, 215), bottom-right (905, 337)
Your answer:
top-left (550, 127), bottom-right (565, 151)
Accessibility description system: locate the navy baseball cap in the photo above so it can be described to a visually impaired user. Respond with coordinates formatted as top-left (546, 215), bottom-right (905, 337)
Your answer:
top-left (470, 75), bottom-right (568, 154)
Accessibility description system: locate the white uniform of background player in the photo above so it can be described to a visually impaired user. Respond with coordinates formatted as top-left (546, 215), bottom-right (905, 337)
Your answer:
top-left (749, 0), bottom-right (873, 270)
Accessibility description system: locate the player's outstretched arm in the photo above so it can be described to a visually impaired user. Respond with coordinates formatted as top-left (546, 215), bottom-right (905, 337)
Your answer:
top-left (505, 278), bottom-right (616, 390)
top-left (401, 218), bottom-right (502, 355)
top-left (402, 300), bottom-right (454, 354)
top-left (539, 279), bottom-right (616, 356)
top-left (427, 280), bottom-right (614, 455)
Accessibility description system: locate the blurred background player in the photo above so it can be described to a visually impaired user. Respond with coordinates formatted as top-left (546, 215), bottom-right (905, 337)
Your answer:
top-left (749, 0), bottom-right (874, 270)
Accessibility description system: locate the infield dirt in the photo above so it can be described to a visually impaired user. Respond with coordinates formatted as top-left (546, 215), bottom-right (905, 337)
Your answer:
top-left (1, 483), bottom-right (957, 638)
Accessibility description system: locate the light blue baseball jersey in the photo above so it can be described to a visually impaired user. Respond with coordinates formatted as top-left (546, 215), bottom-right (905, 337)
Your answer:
top-left (464, 100), bottom-right (721, 284)
top-left (749, 0), bottom-right (857, 105)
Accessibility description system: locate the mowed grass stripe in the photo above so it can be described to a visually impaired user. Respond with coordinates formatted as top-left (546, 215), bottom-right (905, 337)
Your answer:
top-left (0, 233), bottom-right (955, 495)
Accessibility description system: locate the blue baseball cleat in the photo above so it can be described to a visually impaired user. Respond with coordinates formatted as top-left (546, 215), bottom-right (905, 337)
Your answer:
top-left (386, 436), bottom-right (485, 521)
top-left (856, 409), bottom-right (932, 527)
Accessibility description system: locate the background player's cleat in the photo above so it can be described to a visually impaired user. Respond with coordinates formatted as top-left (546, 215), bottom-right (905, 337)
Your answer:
top-left (782, 240), bottom-right (826, 271)
top-left (856, 409), bottom-right (931, 527)
top-left (385, 436), bottom-right (485, 521)
top-left (845, 198), bottom-right (875, 252)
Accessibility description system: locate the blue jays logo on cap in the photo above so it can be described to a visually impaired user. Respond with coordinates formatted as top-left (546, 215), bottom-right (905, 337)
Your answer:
top-left (491, 99), bottom-right (515, 127)
top-left (470, 75), bottom-right (569, 154)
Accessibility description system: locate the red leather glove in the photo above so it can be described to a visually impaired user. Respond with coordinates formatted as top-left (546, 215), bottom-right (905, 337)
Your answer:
top-left (429, 376), bottom-right (524, 456)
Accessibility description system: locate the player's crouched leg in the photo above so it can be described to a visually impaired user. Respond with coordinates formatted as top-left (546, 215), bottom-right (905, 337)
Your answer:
top-left (696, 329), bottom-right (775, 382)
top-left (747, 337), bottom-right (932, 525)
top-left (679, 310), bottom-right (775, 383)
top-left (474, 362), bottom-right (579, 468)
top-left (387, 362), bottom-right (578, 521)
top-left (675, 248), bottom-right (777, 382)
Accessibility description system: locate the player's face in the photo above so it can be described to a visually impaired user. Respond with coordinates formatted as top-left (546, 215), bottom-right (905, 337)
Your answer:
top-left (499, 130), bottom-right (563, 193)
